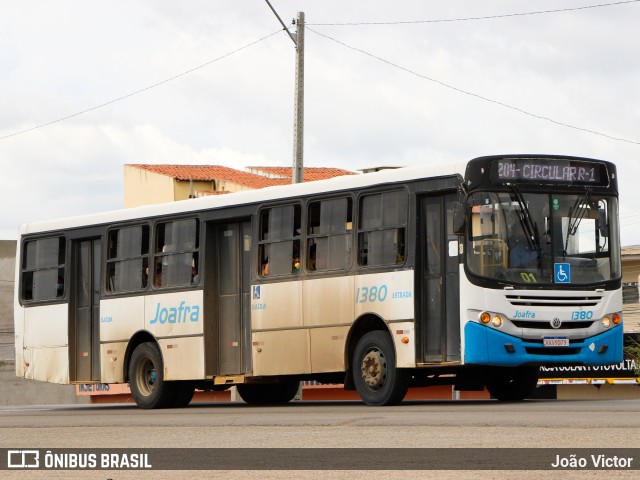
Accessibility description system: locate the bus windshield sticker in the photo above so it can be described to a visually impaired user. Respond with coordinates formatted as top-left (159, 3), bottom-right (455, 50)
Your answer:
top-left (554, 263), bottom-right (571, 283)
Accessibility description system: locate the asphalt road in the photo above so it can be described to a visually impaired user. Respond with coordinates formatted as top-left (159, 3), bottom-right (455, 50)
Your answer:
top-left (1, 398), bottom-right (639, 479)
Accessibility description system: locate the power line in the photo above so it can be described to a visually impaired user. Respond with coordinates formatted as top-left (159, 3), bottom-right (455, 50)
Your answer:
top-left (0, 29), bottom-right (282, 142)
top-left (309, 0), bottom-right (640, 26)
top-left (306, 27), bottom-right (640, 146)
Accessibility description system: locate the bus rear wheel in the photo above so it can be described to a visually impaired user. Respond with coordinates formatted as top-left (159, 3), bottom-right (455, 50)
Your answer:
top-left (485, 366), bottom-right (539, 401)
top-left (170, 381), bottom-right (196, 408)
top-left (353, 330), bottom-right (408, 406)
top-left (236, 381), bottom-right (300, 405)
top-left (129, 342), bottom-right (175, 409)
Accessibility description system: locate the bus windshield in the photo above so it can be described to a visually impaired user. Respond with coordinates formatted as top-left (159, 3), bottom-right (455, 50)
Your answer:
top-left (465, 191), bottom-right (621, 286)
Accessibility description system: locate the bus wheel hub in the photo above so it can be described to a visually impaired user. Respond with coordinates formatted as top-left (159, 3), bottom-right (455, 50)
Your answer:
top-left (361, 350), bottom-right (386, 388)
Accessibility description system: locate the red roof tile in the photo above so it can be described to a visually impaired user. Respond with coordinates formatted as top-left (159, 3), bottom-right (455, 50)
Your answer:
top-left (128, 164), bottom-right (357, 190)
top-left (246, 166), bottom-right (357, 181)
top-left (127, 164), bottom-right (288, 189)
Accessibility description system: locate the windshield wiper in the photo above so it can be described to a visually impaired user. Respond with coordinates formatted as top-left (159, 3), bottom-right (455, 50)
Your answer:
top-left (564, 190), bottom-right (592, 254)
top-left (510, 186), bottom-right (540, 251)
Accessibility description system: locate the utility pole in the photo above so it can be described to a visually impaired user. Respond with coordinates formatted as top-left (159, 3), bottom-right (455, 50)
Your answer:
top-left (264, 1), bottom-right (304, 184)
top-left (292, 12), bottom-right (304, 184)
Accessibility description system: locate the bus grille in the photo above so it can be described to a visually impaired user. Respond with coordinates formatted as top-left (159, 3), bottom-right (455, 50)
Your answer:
top-left (525, 347), bottom-right (581, 355)
top-left (511, 320), bottom-right (594, 329)
top-left (506, 294), bottom-right (601, 307)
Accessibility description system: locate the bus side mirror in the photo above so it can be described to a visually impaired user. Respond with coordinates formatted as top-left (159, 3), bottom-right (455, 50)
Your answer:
top-left (453, 205), bottom-right (466, 236)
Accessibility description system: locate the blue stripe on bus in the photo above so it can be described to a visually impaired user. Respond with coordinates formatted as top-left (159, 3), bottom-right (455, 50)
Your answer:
top-left (464, 322), bottom-right (623, 366)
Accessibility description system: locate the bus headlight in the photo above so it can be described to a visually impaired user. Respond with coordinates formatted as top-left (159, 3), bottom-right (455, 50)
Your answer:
top-left (613, 313), bottom-right (621, 325)
top-left (478, 311), bottom-right (503, 328)
top-left (602, 316), bottom-right (611, 328)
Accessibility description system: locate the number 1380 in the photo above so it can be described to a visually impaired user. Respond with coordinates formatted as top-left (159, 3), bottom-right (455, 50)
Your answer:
top-left (356, 285), bottom-right (388, 304)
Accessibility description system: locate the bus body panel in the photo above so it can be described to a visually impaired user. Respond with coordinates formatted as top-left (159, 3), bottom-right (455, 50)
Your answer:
top-left (252, 329), bottom-right (311, 376)
top-left (309, 326), bottom-right (349, 373)
top-left (159, 336), bottom-right (205, 380)
top-left (21, 303), bottom-right (69, 383)
top-left (390, 321), bottom-right (416, 367)
top-left (251, 271), bottom-right (417, 376)
top-left (145, 290), bottom-right (204, 337)
top-left (251, 281), bottom-right (302, 331)
top-left (457, 265), bottom-right (487, 364)
top-left (302, 276), bottom-right (354, 327)
top-left (100, 296), bottom-right (145, 342)
top-left (24, 303), bottom-right (68, 348)
top-left (100, 341), bottom-right (127, 383)
top-left (354, 271), bottom-right (414, 321)
top-left (23, 345), bottom-right (69, 384)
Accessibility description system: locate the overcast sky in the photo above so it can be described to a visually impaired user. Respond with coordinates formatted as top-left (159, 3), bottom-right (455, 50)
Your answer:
top-left (2, 0), bottom-right (640, 245)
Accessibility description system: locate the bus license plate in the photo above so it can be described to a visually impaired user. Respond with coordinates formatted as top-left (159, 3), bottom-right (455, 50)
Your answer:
top-left (543, 337), bottom-right (569, 347)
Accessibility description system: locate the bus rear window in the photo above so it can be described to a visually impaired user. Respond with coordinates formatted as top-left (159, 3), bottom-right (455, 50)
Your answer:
top-left (21, 236), bottom-right (66, 302)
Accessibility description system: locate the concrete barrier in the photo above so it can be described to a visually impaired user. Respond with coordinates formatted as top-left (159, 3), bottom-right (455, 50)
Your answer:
top-left (0, 360), bottom-right (88, 406)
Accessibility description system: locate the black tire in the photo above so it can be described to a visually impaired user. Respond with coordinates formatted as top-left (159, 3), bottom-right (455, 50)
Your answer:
top-left (168, 381), bottom-right (196, 408)
top-left (129, 342), bottom-right (174, 409)
top-left (352, 330), bottom-right (408, 406)
top-left (485, 366), bottom-right (539, 401)
top-left (236, 381), bottom-right (300, 405)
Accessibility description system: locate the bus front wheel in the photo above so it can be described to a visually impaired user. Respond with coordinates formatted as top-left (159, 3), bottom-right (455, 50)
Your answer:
top-left (352, 330), bottom-right (408, 406)
top-left (129, 342), bottom-right (175, 409)
top-left (485, 366), bottom-right (539, 401)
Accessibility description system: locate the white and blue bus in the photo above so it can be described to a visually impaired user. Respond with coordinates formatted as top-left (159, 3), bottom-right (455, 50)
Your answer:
top-left (14, 154), bottom-right (623, 408)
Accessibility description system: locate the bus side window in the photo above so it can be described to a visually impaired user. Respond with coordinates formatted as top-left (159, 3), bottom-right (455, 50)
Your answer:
top-left (154, 219), bottom-right (200, 287)
top-left (258, 205), bottom-right (301, 277)
top-left (307, 197), bottom-right (352, 272)
top-left (106, 225), bottom-right (150, 293)
top-left (21, 236), bottom-right (66, 302)
top-left (358, 191), bottom-right (407, 267)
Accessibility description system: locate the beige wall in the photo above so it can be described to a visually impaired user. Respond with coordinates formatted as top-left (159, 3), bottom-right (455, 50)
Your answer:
top-left (622, 258), bottom-right (640, 283)
top-left (214, 180), bottom-right (253, 194)
top-left (174, 180), bottom-right (214, 200)
top-left (124, 167), bottom-right (256, 207)
top-left (124, 166), bottom-right (177, 208)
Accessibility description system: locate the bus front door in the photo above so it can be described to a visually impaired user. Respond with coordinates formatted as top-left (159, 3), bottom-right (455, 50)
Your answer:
top-left (69, 238), bottom-right (101, 383)
top-left (420, 194), bottom-right (461, 363)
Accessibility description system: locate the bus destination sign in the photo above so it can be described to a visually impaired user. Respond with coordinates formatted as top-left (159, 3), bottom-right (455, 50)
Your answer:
top-left (493, 158), bottom-right (605, 185)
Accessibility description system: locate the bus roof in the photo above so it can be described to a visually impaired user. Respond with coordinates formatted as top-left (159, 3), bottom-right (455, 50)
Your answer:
top-left (19, 161), bottom-right (466, 236)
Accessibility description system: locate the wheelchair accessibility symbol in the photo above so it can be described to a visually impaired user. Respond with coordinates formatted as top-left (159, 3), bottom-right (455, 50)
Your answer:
top-left (554, 263), bottom-right (570, 283)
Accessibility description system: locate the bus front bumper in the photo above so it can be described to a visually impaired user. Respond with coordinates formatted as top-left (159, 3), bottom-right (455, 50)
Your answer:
top-left (464, 321), bottom-right (623, 366)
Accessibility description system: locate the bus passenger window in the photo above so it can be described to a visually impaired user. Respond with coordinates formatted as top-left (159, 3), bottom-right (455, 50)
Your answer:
top-left (21, 236), bottom-right (66, 302)
top-left (106, 225), bottom-right (150, 293)
top-left (258, 205), bottom-right (301, 277)
top-left (358, 191), bottom-right (407, 267)
top-left (153, 219), bottom-right (200, 287)
top-left (307, 197), bottom-right (352, 272)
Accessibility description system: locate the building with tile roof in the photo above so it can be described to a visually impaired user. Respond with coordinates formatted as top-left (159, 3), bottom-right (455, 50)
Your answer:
top-left (124, 164), bottom-right (356, 208)
top-left (245, 166), bottom-right (357, 182)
